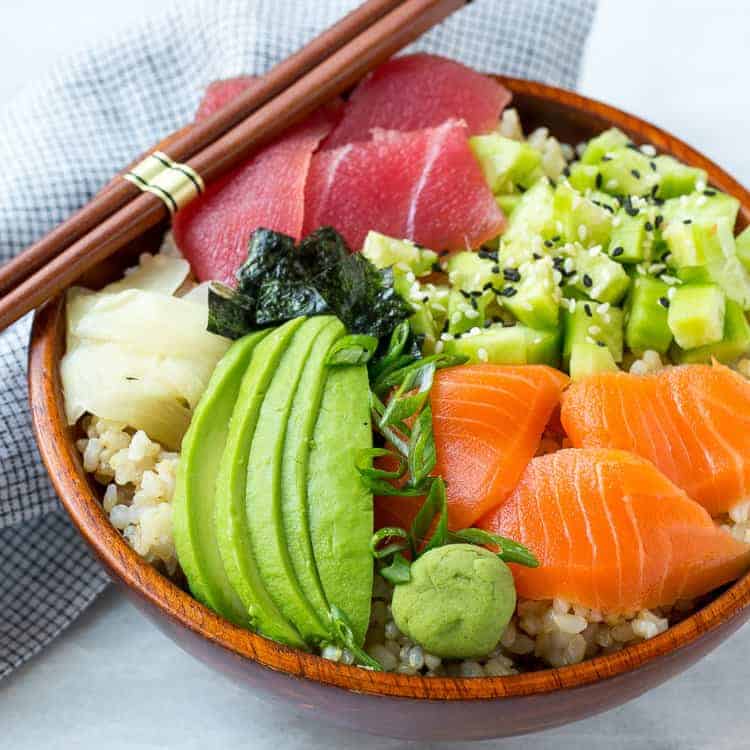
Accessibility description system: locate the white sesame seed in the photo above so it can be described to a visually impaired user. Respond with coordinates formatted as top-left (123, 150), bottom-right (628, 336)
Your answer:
top-left (696, 195), bottom-right (707, 207)
top-left (606, 179), bottom-right (619, 190)
top-left (696, 179), bottom-right (707, 192)
top-left (639, 144), bottom-right (656, 157)
top-left (588, 245), bottom-right (601, 257)
top-left (578, 225), bottom-right (588, 241)
top-left (465, 308), bottom-right (480, 319)
top-left (597, 302), bottom-right (610, 314)
top-left (588, 325), bottom-right (601, 335)
top-left (440, 332), bottom-right (454, 341)
top-left (667, 286), bottom-right (677, 299)
top-left (612, 215), bottom-right (622, 227)
top-left (648, 263), bottom-right (666, 274)
top-left (434, 340), bottom-right (445, 353)
top-left (450, 311), bottom-right (462, 324)
top-left (469, 326), bottom-right (482, 335)
top-left (585, 336), bottom-right (596, 345)
top-left (405, 271), bottom-right (416, 283)
top-left (569, 298), bottom-right (577, 313)
top-left (477, 347), bottom-right (489, 362)
top-left (553, 269), bottom-right (563, 284)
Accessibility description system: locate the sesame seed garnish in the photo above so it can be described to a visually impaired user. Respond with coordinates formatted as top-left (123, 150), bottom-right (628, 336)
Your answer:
top-left (640, 144), bottom-right (657, 157)
top-left (596, 340), bottom-right (607, 348)
top-left (644, 221), bottom-right (654, 232)
top-left (585, 336), bottom-right (596, 345)
top-left (683, 218), bottom-right (692, 224)
top-left (631, 169), bottom-right (641, 179)
top-left (477, 347), bottom-right (489, 362)
top-left (582, 274), bottom-right (593, 288)
top-left (612, 215), bottom-right (622, 227)
top-left (597, 302), bottom-right (610, 314)
top-left (569, 299), bottom-right (577, 313)
top-left (500, 286), bottom-right (517, 298)
top-left (606, 179), bottom-right (619, 190)
top-left (667, 286), bottom-right (677, 299)
top-left (588, 325), bottom-right (601, 335)
top-left (704, 189), bottom-right (716, 197)
top-left (434, 340), bottom-right (444, 353)
top-left (503, 267), bottom-right (521, 282)
top-left (649, 263), bottom-right (666, 274)
top-left (595, 173), bottom-right (603, 189)
top-left (696, 195), bottom-right (707, 207)
top-left (658, 297), bottom-right (670, 309)
top-left (695, 180), bottom-right (707, 192)
top-left (612, 246), bottom-right (625, 257)
top-left (584, 303), bottom-right (592, 317)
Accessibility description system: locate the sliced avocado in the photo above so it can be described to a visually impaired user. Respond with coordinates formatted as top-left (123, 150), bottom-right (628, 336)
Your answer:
top-left (580, 128), bottom-right (630, 165)
top-left (362, 231), bottom-right (437, 276)
top-left (672, 300), bottom-right (750, 363)
top-left (281, 318), bottom-right (346, 635)
top-left (469, 133), bottom-right (543, 192)
top-left (307, 360), bottom-right (374, 646)
top-left (246, 317), bottom-right (336, 646)
top-left (625, 277), bottom-right (673, 354)
top-left (215, 317), bottom-right (306, 649)
top-left (172, 330), bottom-right (268, 626)
top-left (667, 283), bottom-right (726, 350)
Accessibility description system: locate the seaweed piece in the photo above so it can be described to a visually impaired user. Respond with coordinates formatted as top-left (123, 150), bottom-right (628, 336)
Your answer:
top-left (207, 226), bottom-right (411, 340)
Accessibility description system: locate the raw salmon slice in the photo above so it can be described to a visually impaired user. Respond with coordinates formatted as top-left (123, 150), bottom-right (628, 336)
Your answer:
top-left (323, 53), bottom-right (511, 150)
top-left (173, 78), bottom-right (339, 284)
top-left (375, 364), bottom-right (569, 532)
top-left (304, 120), bottom-right (505, 252)
top-left (480, 448), bottom-right (750, 613)
top-left (561, 363), bottom-right (750, 517)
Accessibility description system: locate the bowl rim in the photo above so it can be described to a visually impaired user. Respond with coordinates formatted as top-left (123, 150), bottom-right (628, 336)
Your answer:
top-left (27, 75), bottom-right (750, 702)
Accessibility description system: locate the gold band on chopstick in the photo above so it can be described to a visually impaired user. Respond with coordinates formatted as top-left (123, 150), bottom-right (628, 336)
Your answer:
top-left (124, 151), bottom-right (205, 214)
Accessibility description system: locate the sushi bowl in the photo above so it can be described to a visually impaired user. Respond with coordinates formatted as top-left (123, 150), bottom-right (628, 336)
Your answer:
top-left (28, 75), bottom-right (750, 741)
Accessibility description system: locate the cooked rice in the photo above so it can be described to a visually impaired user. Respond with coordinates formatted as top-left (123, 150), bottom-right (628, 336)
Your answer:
top-left (77, 416), bottom-right (179, 575)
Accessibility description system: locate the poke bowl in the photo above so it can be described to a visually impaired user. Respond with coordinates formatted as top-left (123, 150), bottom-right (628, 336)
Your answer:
top-left (27, 61), bottom-right (750, 742)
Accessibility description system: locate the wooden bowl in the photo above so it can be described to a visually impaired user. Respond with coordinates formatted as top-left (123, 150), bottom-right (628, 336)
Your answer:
top-left (27, 77), bottom-right (750, 741)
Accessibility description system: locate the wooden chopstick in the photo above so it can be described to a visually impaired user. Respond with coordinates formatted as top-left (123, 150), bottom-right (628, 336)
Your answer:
top-left (0, 0), bottom-right (405, 298)
top-left (0, 0), bottom-right (468, 333)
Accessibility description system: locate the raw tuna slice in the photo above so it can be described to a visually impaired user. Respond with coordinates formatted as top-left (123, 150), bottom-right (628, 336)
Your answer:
top-left (480, 448), bottom-right (750, 613)
top-left (196, 76), bottom-right (256, 119)
top-left (324, 53), bottom-right (511, 149)
top-left (303, 120), bottom-right (506, 251)
top-left (173, 78), bottom-right (339, 284)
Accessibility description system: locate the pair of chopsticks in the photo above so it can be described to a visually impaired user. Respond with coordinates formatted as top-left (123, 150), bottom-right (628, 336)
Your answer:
top-left (0, 0), bottom-right (470, 333)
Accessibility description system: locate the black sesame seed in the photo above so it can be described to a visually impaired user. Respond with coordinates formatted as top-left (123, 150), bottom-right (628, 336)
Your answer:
top-left (626, 142), bottom-right (638, 151)
top-left (532, 252), bottom-right (542, 260)
top-left (631, 169), bottom-right (641, 179)
top-left (601, 155), bottom-right (612, 162)
top-left (422, 296), bottom-right (429, 303)
top-left (683, 219), bottom-right (692, 225)
top-left (500, 286), bottom-right (518, 298)
top-left (595, 173), bottom-right (603, 189)
top-left (584, 303), bottom-right (593, 317)
top-left (655, 214), bottom-right (664, 229)
top-left (503, 268), bottom-right (521, 283)
top-left (650, 184), bottom-right (659, 198)
top-left (602, 203), bottom-right (615, 214)
top-left (661, 251), bottom-right (672, 262)
top-left (562, 166), bottom-right (571, 177)
top-left (552, 235), bottom-right (561, 242)
top-left (470, 297), bottom-right (478, 310)
top-left (645, 221), bottom-right (653, 232)
top-left (459, 289), bottom-right (471, 299)
top-left (545, 240), bottom-right (554, 248)
top-left (482, 281), bottom-right (494, 291)
top-left (454, 333), bottom-right (463, 339)
top-left (654, 197), bottom-right (665, 206)
top-left (470, 290), bottom-right (482, 298)
top-left (582, 274), bottom-right (593, 288)
top-left (704, 189), bottom-right (717, 197)
top-left (658, 296), bottom-right (670, 309)
top-left (596, 340), bottom-right (607, 347)
top-left (491, 265), bottom-right (500, 274)
top-left (650, 161), bottom-right (657, 172)
top-left (612, 246), bottom-right (625, 257)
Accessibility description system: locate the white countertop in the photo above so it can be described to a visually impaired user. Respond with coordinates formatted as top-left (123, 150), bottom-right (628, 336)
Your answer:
top-left (1, 2), bottom-right (749, 748)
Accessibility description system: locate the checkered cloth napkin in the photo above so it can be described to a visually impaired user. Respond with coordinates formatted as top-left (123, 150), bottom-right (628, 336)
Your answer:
top-left (0, 0), bottom-right (596, 680)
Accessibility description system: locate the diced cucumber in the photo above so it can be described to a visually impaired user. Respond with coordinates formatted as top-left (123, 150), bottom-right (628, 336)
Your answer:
top-left (503, 179), bottom-right (556, 243)
top-left (420, 283), bottom-right (450, 331)
top-left (598, 146), bottom-right (659, 197)
top-left (393, 268), bottom-right (439, 350)
top-left (442, 323), bottom-right (560, 366)
top-left (567, 163), bottom-right (599, 192)
top-left (569, 339), bottom-right (619, 381)
top-left (443, 324), bottom-right (527, 365)
top-left (663, 218), bottom-right (735, 267)
top-left (496, 193), bottom-right (521, 217)
top-left (607, 211), bottom-right (654, 264)
top-left (568, 245), bottom-right (631, 304)
top-left (469, 133), bottom-right (543, 193)
top-left (580, 128), bottom-right (630, 165)
top-left (667, 283), bottom-right (726, 349)
top-left (588, 190), bottom-right (620, 214)
top-left (502, 257), bottom-right (561, 329)
top-left (661, 190), bottom-right (740, 230)
top-left (446, 251), bottom-right (501, 292)
top-left (553, 182), bottom-right (612, 248)
top-left (524, 326), bottom-right (562, 366)
top-left (654, 155), bottom-right (707, 199)
top-left (625, 277), bottom-right (673, 354)
top-left (737, 226), bottom-right (750, 272)
top-left (563, 300), bottom-right (624, 364)
top-left (362, 231), bottom-right (437, 276)
top-left (446, 288), bottom-right (491, 335)
top-left (672, 300), bottom-right (750, 364)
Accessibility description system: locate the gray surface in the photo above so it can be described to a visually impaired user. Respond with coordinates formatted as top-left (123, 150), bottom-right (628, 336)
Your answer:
top-left (1, 0), bottom-right (749, 747)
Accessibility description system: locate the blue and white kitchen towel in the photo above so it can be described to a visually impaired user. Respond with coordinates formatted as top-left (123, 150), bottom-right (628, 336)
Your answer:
top-left (0, 0), bottom-right (596, 679)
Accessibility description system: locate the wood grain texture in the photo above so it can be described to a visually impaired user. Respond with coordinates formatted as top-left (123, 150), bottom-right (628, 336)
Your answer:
top-left (27, 78), bottom-right (750, 740)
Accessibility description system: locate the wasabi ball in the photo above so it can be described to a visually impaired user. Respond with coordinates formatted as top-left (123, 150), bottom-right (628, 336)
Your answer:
top-left (391, 544), bottom-right (516, 659)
